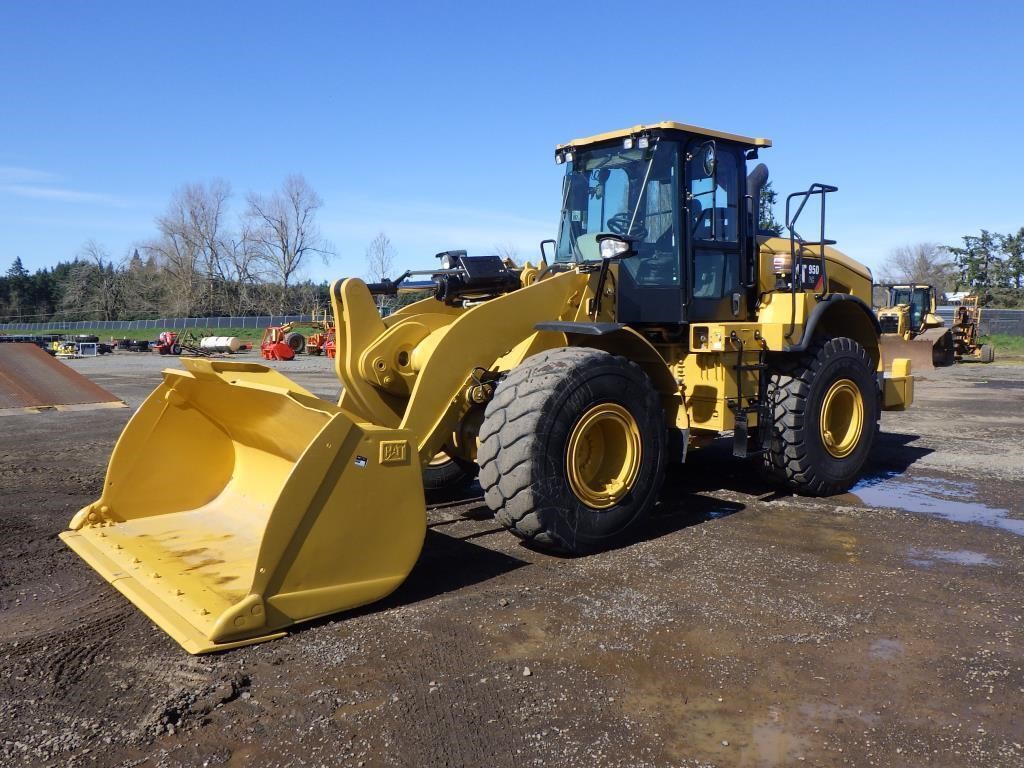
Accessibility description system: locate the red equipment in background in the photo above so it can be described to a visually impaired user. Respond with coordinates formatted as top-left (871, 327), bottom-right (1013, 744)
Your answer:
top-left (324, 327), bottom-right (336, 359)
top-left (260, 315), bottom-right (335, 361)
top-left (260, 325), bottom-right (302, 361)
top-left (154, 332), bottom-right (182, 355)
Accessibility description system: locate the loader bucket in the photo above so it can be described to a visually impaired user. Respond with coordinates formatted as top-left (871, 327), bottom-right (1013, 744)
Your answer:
top-left (60, 358), bottom-right (426, 654)
top-left (880, 327), bottom-right (954, 371)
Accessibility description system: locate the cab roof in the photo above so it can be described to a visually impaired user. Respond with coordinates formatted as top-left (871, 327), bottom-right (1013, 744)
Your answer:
top-left (556, 121), bottom-right (772, 151)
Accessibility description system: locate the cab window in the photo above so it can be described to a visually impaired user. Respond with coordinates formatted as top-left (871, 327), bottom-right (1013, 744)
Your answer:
top-left (688, 145), bottom-right (738, 242)
top-left (693, 251), bottom-right (740, 298)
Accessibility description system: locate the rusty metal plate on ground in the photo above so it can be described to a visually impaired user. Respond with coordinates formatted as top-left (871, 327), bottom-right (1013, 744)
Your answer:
top-left (0, 343), bottom-right (122, 410)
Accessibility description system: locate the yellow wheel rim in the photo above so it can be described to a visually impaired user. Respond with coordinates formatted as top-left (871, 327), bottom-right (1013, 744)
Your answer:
top-left (819, 379), bottom-right (864, 459)
top-left (428, 451), bottom-right (452, 467)
top-left (566, 403), bottom-right (642, 509)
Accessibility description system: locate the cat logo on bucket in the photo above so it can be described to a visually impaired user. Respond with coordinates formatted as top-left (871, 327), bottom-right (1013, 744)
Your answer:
top-left (379, 440), bottom-right (409, 465)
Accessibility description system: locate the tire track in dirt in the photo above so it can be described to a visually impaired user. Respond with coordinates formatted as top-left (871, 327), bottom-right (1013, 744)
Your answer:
top-left (377, 612), bottom-right (523, 767)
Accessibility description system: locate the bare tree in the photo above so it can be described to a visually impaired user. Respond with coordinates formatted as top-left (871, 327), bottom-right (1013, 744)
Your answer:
top-left (365, 232), bottom-right (396, 280)
top-left (364, 232), bottom-right (397, 311)
top-left (879, 243), bottom-right (957, 293)
top-left (494, 243), bottom-right (519, 264)
top-left (142, 229), bottom-right (198, 316)
top-left (246, 175), bottom-right (331, 311)
top-left (184, 180), bottom-right (233, 310)
top-left (60, 240), bottom-right (120, 320)
top-left (218, 228), bottom-right (267, 316)
top-left (144, 180), bottom-right (234, 315)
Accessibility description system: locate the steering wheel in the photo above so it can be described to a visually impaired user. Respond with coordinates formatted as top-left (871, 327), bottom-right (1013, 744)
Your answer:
top-left (606, 212), bottom-right (648, 241)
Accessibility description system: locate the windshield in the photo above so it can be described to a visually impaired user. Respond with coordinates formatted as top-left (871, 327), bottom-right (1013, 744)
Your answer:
top-left (555, 141), bottom-right (679, 285)
top-left (890, 287), bottom-right (930, 328)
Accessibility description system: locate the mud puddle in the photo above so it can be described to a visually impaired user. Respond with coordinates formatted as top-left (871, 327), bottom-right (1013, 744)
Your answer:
top-left (905, 547), bottom-right (1000, 567)
top-left (848, 471), bottom-right (1023, 535)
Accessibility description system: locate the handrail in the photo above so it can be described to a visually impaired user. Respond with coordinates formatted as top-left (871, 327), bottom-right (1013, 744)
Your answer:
top-left (783, 183), bottom-right (838, 339)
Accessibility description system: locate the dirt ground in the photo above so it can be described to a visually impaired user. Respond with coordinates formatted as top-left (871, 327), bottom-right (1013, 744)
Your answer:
top-left (1, 350), bottom-right (1022, 767)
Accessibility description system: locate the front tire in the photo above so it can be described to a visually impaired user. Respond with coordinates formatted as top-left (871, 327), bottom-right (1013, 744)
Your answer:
top-left (478, 347), bottom-right (665, 554)
top-left (980, 344), bottom-right (995, 363)
top-left (762, 337), bottom-right (879, 496)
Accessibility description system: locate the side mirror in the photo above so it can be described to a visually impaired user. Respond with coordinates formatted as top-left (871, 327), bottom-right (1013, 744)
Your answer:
top-left (596, 234), bottom-right (637, 260)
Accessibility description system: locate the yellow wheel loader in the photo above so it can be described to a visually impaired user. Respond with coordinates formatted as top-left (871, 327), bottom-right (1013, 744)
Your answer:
top-left (876, 284), bottom-right (955, 369)
top-left (61, 121), bottom-right (914, 653)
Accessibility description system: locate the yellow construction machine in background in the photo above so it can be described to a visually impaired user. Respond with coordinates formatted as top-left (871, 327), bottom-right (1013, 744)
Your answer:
top-left (950, 295), bottom-right (995, 363)
top-left (876, 284), bottom-right (955, 369)
top-left (876, 285), bottom-right (995, 367)
top-left (62, 121), bottom-right (914, 653)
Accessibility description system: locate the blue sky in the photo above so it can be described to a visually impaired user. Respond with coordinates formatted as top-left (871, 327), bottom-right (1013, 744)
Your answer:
top-left (2, 1), bottom-right (1022, 282)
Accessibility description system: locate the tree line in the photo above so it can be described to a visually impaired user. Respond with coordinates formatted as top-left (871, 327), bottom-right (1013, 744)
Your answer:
top-left (0, 175), bottom-right (336, 323)
top-left (9, 175), bottom-right (1022, 322)
top-left (880, 228), bottom-right (1024, 308)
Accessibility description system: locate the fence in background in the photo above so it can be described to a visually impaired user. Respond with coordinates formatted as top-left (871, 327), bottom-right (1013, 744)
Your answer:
top-left (0, 315), bottom-right (315, 332)
top-left (4, 309), bottom-right (1024, 336)
top-left (936, 307), bottom-right (1024, 336)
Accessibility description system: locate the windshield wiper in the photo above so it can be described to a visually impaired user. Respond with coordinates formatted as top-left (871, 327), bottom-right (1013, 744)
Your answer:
top-left (625, 142), bottom-right (658, 237)
top-left (559, 174), bottom-right (585, 262)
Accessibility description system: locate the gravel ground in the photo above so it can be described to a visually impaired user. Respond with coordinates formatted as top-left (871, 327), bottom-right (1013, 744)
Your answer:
top-left (1, 350), bottom-right (1022, 767)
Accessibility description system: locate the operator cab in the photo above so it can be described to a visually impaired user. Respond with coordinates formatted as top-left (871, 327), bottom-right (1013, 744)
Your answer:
top-left (553, 122), bottom-right (772, 327)
top-left (888, 285), bottom-right (933, 332)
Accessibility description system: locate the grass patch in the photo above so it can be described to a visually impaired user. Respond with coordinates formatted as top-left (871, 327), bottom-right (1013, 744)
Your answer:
top-left (981, 334), bottom-right (1024, 356)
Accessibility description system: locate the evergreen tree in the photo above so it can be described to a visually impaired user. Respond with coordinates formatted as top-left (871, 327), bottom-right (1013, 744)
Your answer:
top-left (946, 230), bottom-right (1002, 288)
top-left (6, 256), bottom-right (28, 280)
top-left (999, 228), bottom-right (1024, 289)
top-left (5, 257), bottom-right (30, 319)
top-left (759, 181), bottom-right (784, 236)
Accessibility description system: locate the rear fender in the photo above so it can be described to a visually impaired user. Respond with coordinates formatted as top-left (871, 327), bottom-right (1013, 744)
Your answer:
top-left (793, 296), bottom-right (882, 370)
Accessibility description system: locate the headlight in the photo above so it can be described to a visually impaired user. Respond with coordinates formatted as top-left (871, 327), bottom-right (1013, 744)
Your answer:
top-left (598, 236), bottom-right (632, 260)
top-left (440, 253), bottom-right (454, 270)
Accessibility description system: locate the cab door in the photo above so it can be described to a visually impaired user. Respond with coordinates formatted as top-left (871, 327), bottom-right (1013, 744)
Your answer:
top-left (684, 139), bottom-right (749, 323)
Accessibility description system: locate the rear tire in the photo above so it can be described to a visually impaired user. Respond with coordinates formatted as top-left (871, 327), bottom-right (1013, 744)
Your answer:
top-left (284, 332), bottom-right (306, 353)
top-left (423, 451), bottom-right (478, 502)
top-left (478, 347), bottom-right (665, 554)
top-left (980, 344), bottom-right (995, 363)
top-left (934, 332), bottom-right (955, 366)
top-left (761, 337), bottom-right (879, 496)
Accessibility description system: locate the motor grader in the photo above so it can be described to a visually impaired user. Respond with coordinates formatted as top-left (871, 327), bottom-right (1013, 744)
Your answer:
top-left (949, 294), bottom-right (995, 363)
top-left (61, 121), bottom-right (913, 653)
top-left (876, 284), bottom-right (955, 368)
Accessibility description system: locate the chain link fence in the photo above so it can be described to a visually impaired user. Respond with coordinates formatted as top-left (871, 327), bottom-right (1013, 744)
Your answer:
top-left (0, 315), bottom-right (316, 332)
top-left (5, 309), bottom-right (1023, 336)
top-left (936, 307), bottom-right (1024, 336)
